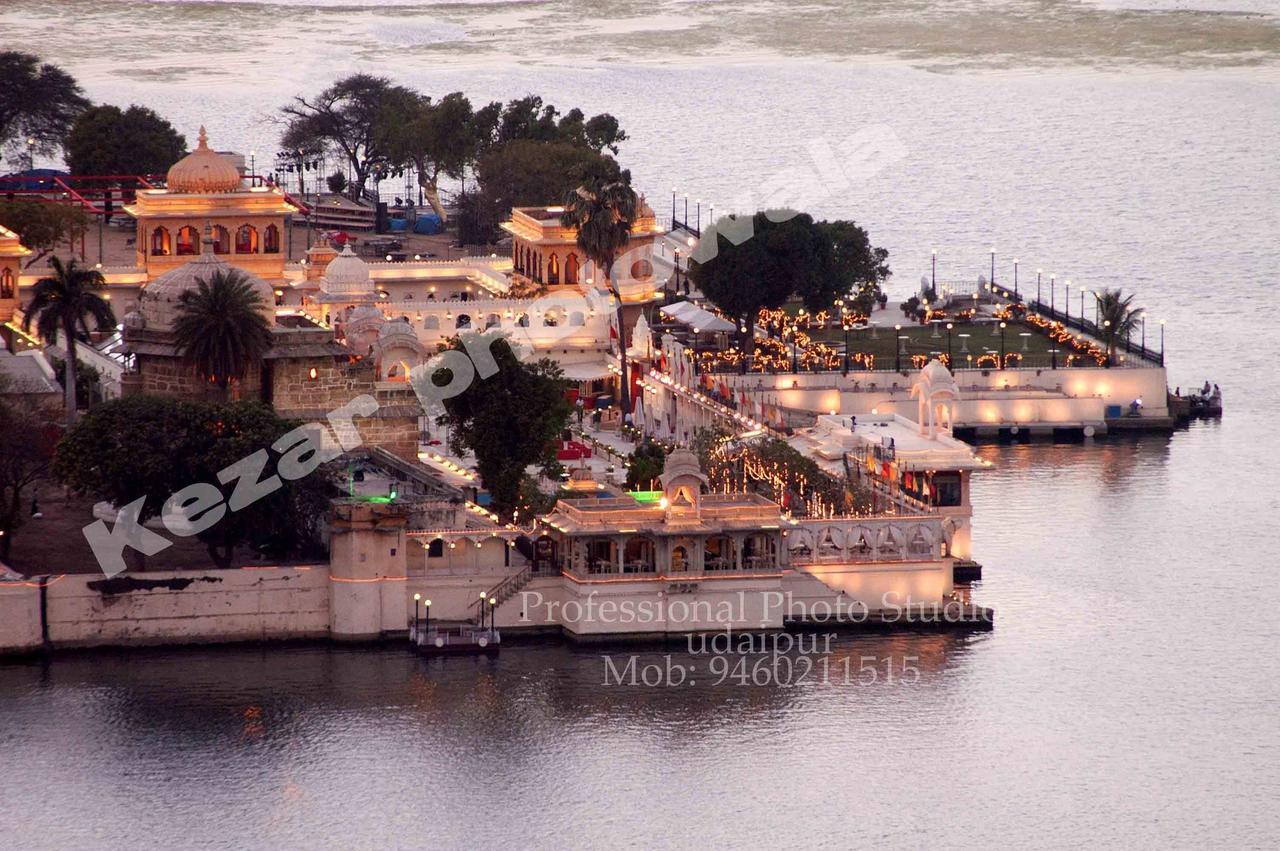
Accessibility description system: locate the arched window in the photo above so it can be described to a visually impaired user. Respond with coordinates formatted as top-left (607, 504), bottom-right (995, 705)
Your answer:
top-left (235, 224), bottom-right (258, 254)
top-left (456, 314), bottom-right (471, 329)
top-left (423, 315), bottom-right (440, 330)
top-left (547, 254), bottom-right (560, 285)
top-left (515, 313), bottom-right (530, 327)
top-left (211, 225), bottom-right (230, 255)
top-left (263, 224), bottom-right (281, 254)
top-left (486, 313), bottom-right (501, 329)
top-left (543, 311), bottom-right (559, 327)
top-left (0, 268), bottom-right (13, 300)
top-left (565, 253), bottom-right (579, 285)
top-left (630, 258), bottom-right (653, 279)
top-left (150, 227), bottom-right (171, 256)
top-left (175, 226), bottom-right (199, 256)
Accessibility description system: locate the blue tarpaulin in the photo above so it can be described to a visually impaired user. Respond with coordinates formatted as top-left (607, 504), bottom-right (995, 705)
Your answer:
top-left (413, 213), bottom-right (443, 235)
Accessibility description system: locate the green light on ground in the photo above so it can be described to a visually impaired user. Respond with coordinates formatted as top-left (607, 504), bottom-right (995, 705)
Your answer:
top-left (630, 490), bottom-right (663, 504)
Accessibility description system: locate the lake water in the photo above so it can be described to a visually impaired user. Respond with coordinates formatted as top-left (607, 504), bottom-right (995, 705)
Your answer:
top-left (2, 1), bottom-right (1279, 847)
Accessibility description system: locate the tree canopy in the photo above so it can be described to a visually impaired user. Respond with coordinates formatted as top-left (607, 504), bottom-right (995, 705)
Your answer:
top-left (492, 96), bottom-right (627, 153)
top-left (281, 74), bottom-right (418, 200)
top-left (0, 198), bottom-right (89, 268)
top-left (172, 268), bottom-right (274, 396)
top-left (53, 396), bottom-right (334, 568)
top-left (0, 51), bottom-right (88, 163)
top-left (22, 256), bottom-right (115, 425)
top-left (432, 333), bottom-right (571, 518)
top-left (459, 140), bottom-right (621, 244)
top-left (0, 396), bottom-right (59, 560)
top-left (64, 104), bottom-right (186, 176)
top-left (691, 211), bottom-right (890, 362)
top-left (382, 91), bottom-right (494, 221)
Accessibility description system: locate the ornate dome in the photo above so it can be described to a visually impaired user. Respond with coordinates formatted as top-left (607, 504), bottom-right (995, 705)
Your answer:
top-left (166, 126), bottom-right (244, 194)
top-left (321, 245), bottom-right (373, 296)
top-left (139, 251), bottom-right (275, 331)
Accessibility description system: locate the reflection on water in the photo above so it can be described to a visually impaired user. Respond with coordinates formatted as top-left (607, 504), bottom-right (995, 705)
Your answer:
top-left (2, 0), bottom-right (1279, 843)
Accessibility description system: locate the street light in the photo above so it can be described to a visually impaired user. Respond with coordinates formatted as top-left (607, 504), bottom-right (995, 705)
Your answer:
top-left (1079, 286), bottom-right (1087, 325)
top-left (931, 248), bottom-right (937, 291)
top-left (1064, 279), bottom-right (1072, 322)
top-left (1013, 258), bottom-right (1019, 298)
top-left (895, 324), bottom-right (903, 372)
top-left (999, 321), bottom-right (1007, 369)
top-left (1036, 269), bottom-right (1043, 305)
top-left (989, 247), bottom-right (996, 286)
top-left (25, 137), bottom-right (35, 171)
top-left (1050, 274), bottom-right (1056, 314)
top-left (413, 592), bottom-right (421, 631)
top-left (1159, 318), bottom-right (1166, 362)
top-left (424, 598), bottom-right (432, 633)
top-left (946, 322), bottom-right (954, 371)
top-left (479, 590), bottom-right (487, 629)
top-left (1048, 347), bottom-right (1059, 369)
top-left (488, 597), bottom-right (497, 635)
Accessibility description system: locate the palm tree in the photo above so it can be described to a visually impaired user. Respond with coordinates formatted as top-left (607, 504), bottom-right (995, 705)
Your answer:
top-left (172, 269), bottom-right (273, 399)
top-left (22, 256), bottom-right (116, 426)
top-left (560, 177), bottom-right (638, 421)
top-left (1094, 288), bottom-right (1142, 367)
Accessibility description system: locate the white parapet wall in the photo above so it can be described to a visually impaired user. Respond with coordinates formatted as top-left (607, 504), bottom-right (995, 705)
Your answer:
top-left (0, 567), bottom-right (330, 652)
top-left (726, 364), bottom-right (1168, 423)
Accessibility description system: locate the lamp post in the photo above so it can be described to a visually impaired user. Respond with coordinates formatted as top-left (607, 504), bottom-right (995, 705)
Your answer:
top-left (671, 188), bottom-right (677, 224)
top-left (1159, 319), bottom-right (1166, 363)
top-left (1013, 258), bottom-right (1019, 298)
top-left (1049, 347), bottom-right (1059, 369)
top-left (1050, 274), bottom-right (1056, 315)
top-left (25, 137), bottom-right (35, 172)
top-left (478, 590), bottom-right (487, 629)
top-left (488, 597), bottom-right (497, 635)
top-left (946, 322), bottom-right (954, 371)
top-left (1064, 279), bottom-right (1072, 322)
top-left (1079, 286), bottom-right (1087, 326)
top-left (695, 199), bottom-right (701, 232)
top-left (1140, 312), bottom-right (1146, 349)
top-left (989, 247), bottom-right (996, 286)
top-left (1036, 269), bottom-right (1042, 305)
top-left (413, 592), bottom-right (421, 632)
top-left (1094, 291), bottom-right (1100, 328)
top-left (999, 321), bottom-right (1007, 369)
top-left (894, 324), bottom-right (903, 372)
top-left (931, 249), bottom-right (937, 291)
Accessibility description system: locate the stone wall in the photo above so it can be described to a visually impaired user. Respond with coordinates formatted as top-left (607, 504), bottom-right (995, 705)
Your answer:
top-left (133, 354), bottom-right (264, 401)
top-left (271, 356), bottom-right (421, 459)
top-left (0, 566), bottom-right (329, 652)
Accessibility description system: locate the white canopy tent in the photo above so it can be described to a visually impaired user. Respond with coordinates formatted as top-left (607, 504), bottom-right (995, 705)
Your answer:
top-left (658, 301), bottom-right (736, 333)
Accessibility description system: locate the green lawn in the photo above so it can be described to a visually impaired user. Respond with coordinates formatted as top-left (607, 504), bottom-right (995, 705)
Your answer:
top-left (803, 318), bottom-right (1081, 370)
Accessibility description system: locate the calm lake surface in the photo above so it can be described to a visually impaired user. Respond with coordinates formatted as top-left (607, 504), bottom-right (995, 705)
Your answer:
top-left (2, 1), bottom-right (1279, 847)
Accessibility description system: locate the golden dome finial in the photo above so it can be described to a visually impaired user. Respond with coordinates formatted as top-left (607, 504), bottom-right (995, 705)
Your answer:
top-left (166, 126), bottom-right (243, 193)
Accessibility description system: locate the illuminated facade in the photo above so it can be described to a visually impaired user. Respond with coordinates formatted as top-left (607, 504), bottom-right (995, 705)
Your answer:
top-left (0, 225), bottom-right (31, 324)
top-left (124, 126), bottom-right (298, 284)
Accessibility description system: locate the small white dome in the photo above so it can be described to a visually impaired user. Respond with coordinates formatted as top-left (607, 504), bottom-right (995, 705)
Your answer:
top-left (321, 245), bottom-right (373, 295)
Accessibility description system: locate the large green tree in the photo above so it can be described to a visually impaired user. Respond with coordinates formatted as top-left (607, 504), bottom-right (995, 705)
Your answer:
top-left (172, 268), bottom-right (274, 399)
top-left (432, 334), bottom-right (571, 518)
top-left (21, 257), bottom-right (115, 426)
top-left (0, 51), bottom-right (88, 164)
top-left (688, 213), bottom-right (796, 365)
top-left (560, 174), bottom-right (638, 419)
top-left (64, 104), bottom-right (186, 176)
top-left (53, 396), bottom-right (335, 569)
top-left (493, 96), bottom-right (627, 153)
top-left (0, 396), bottom-right (59, 560)
top-left (820, 219), bottom-right (890, 312)
top-left (459, 140), bottom-right (621, 244)
top-left (382, 91), bottom-right (495, 222)
top-left (0, 198), bottom-right (89, 268)
top-left (281, 74), bottom-right (418, 200)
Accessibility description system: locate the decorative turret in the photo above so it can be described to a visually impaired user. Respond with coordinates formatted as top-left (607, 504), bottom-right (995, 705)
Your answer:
top-left (659, 448), bottom-right (707, 516)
